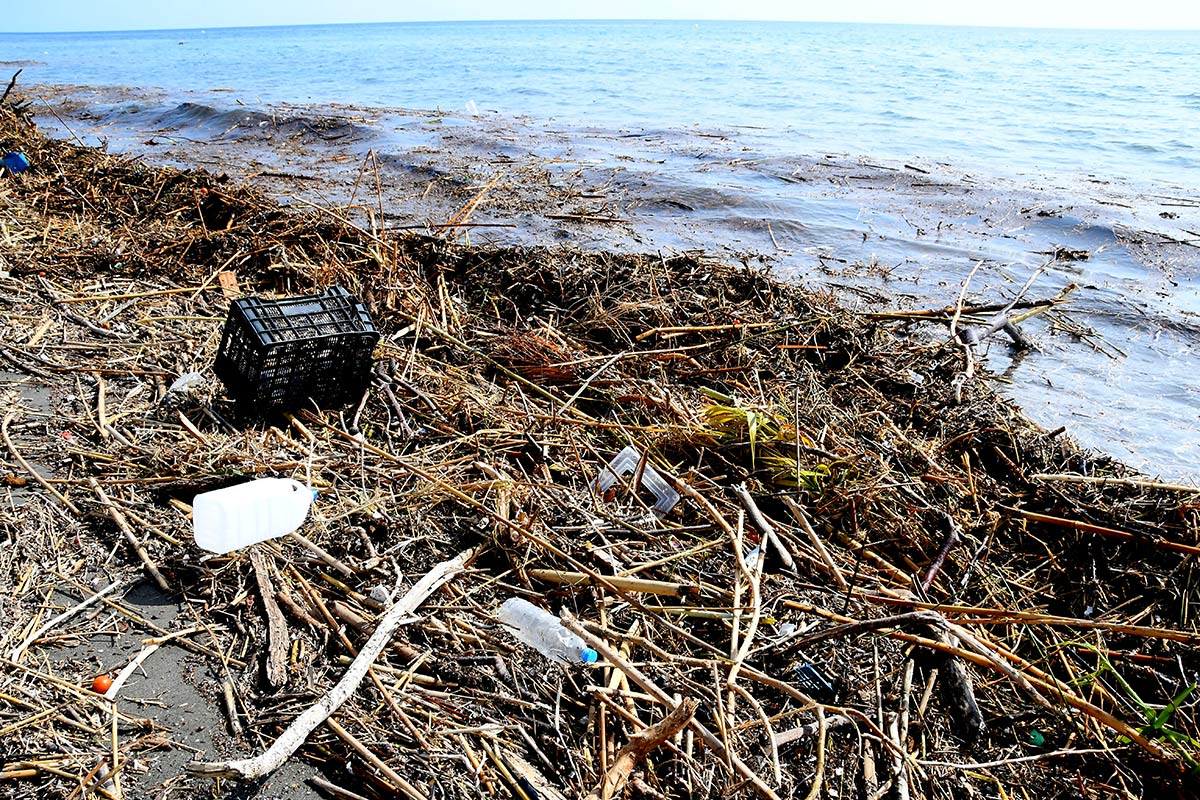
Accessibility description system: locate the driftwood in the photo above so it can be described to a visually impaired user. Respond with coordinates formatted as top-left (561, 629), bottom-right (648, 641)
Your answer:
top-left (0, 68), bottom-right (20, 106)
top-left (924, 626), bottom-right (986, 743)
top-left (250, 549), bottom-right (291, 689)
top-left (585, 699), bottom-right (696, 800)
top-left (186, 548), bottom-right (475, 780)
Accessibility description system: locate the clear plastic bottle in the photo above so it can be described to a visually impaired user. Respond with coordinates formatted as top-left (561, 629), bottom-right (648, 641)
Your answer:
top-left (192, 478), bottom-right (316, 554)
top-left (496, 598), bottom-right (598, 665)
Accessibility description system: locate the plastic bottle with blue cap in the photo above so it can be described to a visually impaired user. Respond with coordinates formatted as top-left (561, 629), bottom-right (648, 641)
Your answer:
top-left (192, 477), bottom-right (317, 554)
top-left (496, 597), bottom-right (598, 665)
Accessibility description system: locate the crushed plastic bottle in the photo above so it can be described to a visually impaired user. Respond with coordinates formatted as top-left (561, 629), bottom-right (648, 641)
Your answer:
top-left (495, 597), bottom-right (598, 665)
top-left (192, 477), bottom-right (316, 554)
top-left (593, 445), bottom-right (680, 517)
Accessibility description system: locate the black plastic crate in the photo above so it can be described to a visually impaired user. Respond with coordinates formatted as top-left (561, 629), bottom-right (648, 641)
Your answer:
top-left (214, 286), bottom-right (379, 419)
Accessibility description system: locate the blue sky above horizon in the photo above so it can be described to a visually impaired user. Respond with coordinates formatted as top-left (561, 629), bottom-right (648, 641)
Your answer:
top-left (5, 1), bottom-right (1200, 33)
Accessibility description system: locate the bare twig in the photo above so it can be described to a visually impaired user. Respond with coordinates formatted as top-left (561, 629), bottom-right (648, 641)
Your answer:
top-left (1, 69), bottom-right (21, 105)
top-left (585, 699), bottom-right (695, 800)
top-left (89, 478), bottom-right (171, 592)
top-left (733, 483), bottom-right (797, 571)
top-left (3, 410), bottom-right (80, 514)
top-left (187, 548), bottom-right (475, 780)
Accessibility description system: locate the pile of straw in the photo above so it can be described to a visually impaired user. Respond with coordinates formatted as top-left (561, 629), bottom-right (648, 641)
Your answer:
top-left (1, 101), bottom-right (1196, 800)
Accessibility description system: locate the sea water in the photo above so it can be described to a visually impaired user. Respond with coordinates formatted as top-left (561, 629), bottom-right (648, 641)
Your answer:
top-left (3, 20), bottom-right (1199, 477)
top-left (3, 21), bottom-right (1198, 188)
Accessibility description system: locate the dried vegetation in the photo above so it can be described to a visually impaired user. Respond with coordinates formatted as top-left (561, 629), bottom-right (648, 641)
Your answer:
top-left (1, 101), bottom-right (1198, 800)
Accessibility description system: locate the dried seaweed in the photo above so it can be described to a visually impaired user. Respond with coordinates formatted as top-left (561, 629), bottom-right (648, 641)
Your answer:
top-left (1, 102), bottom-right (1197, 800)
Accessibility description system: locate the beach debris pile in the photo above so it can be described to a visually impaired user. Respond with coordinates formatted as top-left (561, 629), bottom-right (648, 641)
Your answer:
top-left (1, 101), bottom-right (1198, 800)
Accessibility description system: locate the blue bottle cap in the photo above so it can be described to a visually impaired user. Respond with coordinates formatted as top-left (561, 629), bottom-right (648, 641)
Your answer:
top-left (580, 648), bottom-right (599, 664)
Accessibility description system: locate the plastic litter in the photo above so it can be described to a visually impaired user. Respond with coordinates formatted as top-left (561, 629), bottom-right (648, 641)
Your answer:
top-left (2, 152), bottom-right (29, 174)
top-left (213, 285), bottom-right (379, 420)
top-left (495, 597), bottom-right (598, 665)
top-left (593, 445), bottom-right (680, 517)
top-left (793, 663), bottom-right (836, 702)
top-left (192, 477), bottom-right (317, 554)
top-left (167, 371), bottom-right (206, 397)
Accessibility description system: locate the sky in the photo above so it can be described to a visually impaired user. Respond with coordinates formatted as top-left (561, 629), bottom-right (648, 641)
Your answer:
top-left (4, 0), bottom-right (1199, 32)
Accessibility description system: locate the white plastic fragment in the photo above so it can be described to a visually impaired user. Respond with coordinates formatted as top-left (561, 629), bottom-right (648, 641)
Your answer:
top-left (168, 371), bottom-right (206, 395)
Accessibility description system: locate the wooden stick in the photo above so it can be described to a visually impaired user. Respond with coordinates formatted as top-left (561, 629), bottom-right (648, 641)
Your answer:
top-left (250, 549), bottom-right (291, 689)
top-left (865, 296), bottom-right (1066, 321)
top-left (526, 568), bottom-right (700, 598)
top-left (186, 548), bottom-right (474, 780)
top-left (585, 699), bottom-right (696, 800)
top-left (3, 410), bottom-right (80, 515)
top-left (733, 484), bottom-right (796, 572)
top-left (773, 714), bottom-right (853, 748)
top-left (920, 517), bottom-right (960, 592)
top-left (89, 478), bottom-right (172, 593)
top-left (0, 68), bottom-right (22, 105)
top-left (288, 531), bottom-right (356, 578)
top-left (916, 747), bottom-right (1125, 770)
top-left (802, 708), bottom-right (829, 800)
top-left (1032, 473), bottom-right (1200, 493)
top-left (1004, 506), bottom-right (1200, 557)
top-left (781, 497), bottom-right (847, 591)
top-left (636, 321), bottom-right (775, 341)
top-left (222, 680), bottom-right (243, 737)
top-left (310, 775), bottom-right (372, 800)
top-left (326, 717), bottom-right (429, 800)
top-left (861, 592), bottom-right (1200, 643)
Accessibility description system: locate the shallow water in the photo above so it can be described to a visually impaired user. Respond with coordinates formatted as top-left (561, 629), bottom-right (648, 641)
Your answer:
top-left (3, 20), bottom-right (1199, 478)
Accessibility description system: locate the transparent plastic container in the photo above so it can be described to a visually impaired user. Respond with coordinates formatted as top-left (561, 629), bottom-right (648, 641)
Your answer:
top-left (593, 445), bottom-right (680, 517)
top-left (496, 598), bottom-right (598, 665)
top-left (192, 478), bottom-right (316, 554)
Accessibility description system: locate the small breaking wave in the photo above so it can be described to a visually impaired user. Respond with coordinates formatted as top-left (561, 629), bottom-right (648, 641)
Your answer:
top-left (151, 102), bottom-right (371, 143)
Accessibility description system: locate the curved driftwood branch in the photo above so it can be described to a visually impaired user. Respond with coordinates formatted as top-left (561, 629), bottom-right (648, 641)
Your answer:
top-left (187, 547), bottom-right (475, 780)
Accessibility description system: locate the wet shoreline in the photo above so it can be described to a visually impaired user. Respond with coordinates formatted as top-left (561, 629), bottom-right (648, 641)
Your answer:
top-left (27, 82), bottom-right (1200, 478)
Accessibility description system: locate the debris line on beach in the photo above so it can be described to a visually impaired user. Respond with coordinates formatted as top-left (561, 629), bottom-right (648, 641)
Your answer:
top-left (1, 99), bottom-right (1197, 800)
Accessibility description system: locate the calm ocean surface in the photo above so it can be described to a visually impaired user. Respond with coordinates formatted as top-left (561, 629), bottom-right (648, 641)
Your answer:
top-left (3, 20), bottom-right (1200, 476)
top-left (4, 21), bottom-right (1199, 190)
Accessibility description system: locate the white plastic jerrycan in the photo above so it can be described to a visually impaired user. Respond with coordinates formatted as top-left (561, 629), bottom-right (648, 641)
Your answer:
top-left (192, 477), bottom-right (317, 554)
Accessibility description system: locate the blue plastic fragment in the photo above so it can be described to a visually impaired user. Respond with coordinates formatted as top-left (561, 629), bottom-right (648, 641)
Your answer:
top-left (793, 663), bottom-right (836, 701)
top-left (2, 152), bottom-right (29, 174)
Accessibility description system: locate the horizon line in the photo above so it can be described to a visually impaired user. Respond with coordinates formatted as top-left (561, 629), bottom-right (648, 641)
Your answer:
top-left (4, 17), bottom-right (1198, 35)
